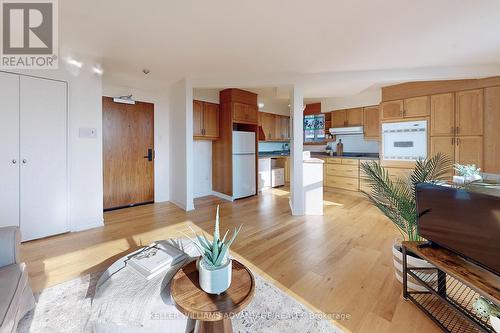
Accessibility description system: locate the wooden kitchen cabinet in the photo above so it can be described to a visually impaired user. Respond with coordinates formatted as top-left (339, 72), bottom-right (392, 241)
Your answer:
top-left (346, 108), bottom-right (363, 126)
top-left (260, 112), bottom-right (277, 140)
top-left (404, 96), bottom-right (430, 117)
top-left (430, 93), bottom-right (455, 136)
top-left (276, 115), bottom-right (290, 140)
top-left (193, 100), bottom-right (204, 137)
top-left (381, 100), bottom-right (404, 120)
top-left (484, 86), bottom-right (500, 173)
top-left (233, 102), bottom-right (258, 124)
top-left (331, 110), bottom-right (347, 127)
top-left (363, 106), bottom-right (380, 140)
top-left (430, 136), bottom-right (455, 162)
top-left (258, 112), bottom-right (290, 141)
top-left (193, 100), bottom-right (219, 139)
top-left (331, 108), bottom-right (363, 127)
top-left (455, 89), bottom-right (483, 136)
top-left (455, 136), bottom-right (483, 168)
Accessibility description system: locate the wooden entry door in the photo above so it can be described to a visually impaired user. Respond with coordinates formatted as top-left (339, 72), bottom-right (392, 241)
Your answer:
top-left (103, 97), bottom-right (154, 210)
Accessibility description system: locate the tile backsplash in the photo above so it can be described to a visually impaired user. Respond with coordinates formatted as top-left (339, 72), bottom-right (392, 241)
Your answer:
top-left (304, 134), bottom-right (380, 153)
top-left (258, 141), bottom-right (290, 152)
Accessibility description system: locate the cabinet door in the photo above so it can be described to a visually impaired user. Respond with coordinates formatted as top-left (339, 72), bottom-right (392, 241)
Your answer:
top-left (455, 89), bottom-right (483, 136)
top-left (455, 136), bottom-right (483, 169)
top-left (331, 110), bottom-right (346, 127)
top-left (203, 102), bottom-right (219, 138)
top-left (346, 108), bottom-right (363, 126)
top-left (381, 100), bottom-right (403, 120)
top-left (430, 136), bottom-right (455, 178)
top-left (0, 72), bottom-right (20, 228)
top-left (277, 115), bottom-right (290, 140)
top-left (430, 93), bottom-right (455, 136)
top-left (404, 96), bottom-right (429, 117)
top-left (260, 113), bottom-right (276, 140)
top-left (363, 106), bottom-right (379, 139)
top-left (484, 86), bottom-right (500, 173)
top-left (233, 102), bottom-right (257, 124)
top-left (193, 100), bottom-right (204, 137)
top-left (20, 76), bottom-right (68, 241)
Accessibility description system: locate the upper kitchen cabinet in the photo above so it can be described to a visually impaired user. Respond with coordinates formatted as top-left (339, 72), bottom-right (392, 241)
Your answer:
top-left (276, 115), bottom-right (290, 140)
top-left (404, 96), bottom-right (430, 118)
top-left (259, 112), bottom-right (277, 140)
top-left (331, 108), bottom-right (363, 127)
top-left (346, 108), bottom-right (363, 126)
top-left (363, 106), bottom-right (380, 140)
top-left (381, 97), bottom-right (429, 121)
top-left (455, 89), bottom-right (483, 136)
top-left (380, 100), bottom-right (404, 120)
top-left (193, 100), bottom-right (219, 140)
top-left (258, 112), bottom-right (290, 141)
top-left (331, 110), bottom-right (347, 127)
top-left (220, 88), bottom-right (258, 125)
top-left (484, 86), bottom-right (500, 174)
top-left (430, 93), bottom-right (455, 136)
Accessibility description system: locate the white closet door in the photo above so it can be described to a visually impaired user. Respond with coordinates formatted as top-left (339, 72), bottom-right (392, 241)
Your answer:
top-left (20, 76), bottom-right (68, 241)
top-left (0, 72), bottom-right (20, 228)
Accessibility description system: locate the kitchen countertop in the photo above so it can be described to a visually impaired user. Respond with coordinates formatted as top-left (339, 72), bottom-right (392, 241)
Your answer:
top-left (311, 152), bottom-right (379, 160)
top-left (258, 151), bottom-right (379, 160)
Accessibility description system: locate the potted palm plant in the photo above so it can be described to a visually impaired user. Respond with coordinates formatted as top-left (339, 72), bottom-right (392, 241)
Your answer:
top-left (360, 153), bottom-right (452, 291)
top-left (186, 205), bottom-right (242, 294)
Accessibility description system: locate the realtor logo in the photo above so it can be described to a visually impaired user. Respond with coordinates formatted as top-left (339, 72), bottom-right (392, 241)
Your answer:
top-left (1, 0), bottom-right (58, 69)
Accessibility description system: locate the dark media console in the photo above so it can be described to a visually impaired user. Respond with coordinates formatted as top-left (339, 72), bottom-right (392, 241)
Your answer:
top-left (402, 241), bottom-right (500, 333)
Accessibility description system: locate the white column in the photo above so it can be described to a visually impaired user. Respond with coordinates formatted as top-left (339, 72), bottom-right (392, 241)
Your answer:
top-left (290, 84), bottom-right (304, 215)
top-left (168, 78), bottom-right (195, 211)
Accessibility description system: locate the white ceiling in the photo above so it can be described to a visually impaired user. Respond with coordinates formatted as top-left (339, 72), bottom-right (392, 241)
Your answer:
top-left (61, 0), bottom-right (500, 97)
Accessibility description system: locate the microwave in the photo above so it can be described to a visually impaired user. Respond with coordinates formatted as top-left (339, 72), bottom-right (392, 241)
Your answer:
top-left (382, 120), bottom-right (427, 161)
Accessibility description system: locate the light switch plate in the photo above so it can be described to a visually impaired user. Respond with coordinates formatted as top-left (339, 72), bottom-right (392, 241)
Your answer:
top-left (79, 127), bottom-right (97, 138)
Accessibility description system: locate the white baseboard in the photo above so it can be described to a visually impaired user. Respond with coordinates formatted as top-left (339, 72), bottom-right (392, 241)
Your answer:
top-left (71, 217), bottom-right (104, 232)
top-left (211, 191), bottom-right (234, 202)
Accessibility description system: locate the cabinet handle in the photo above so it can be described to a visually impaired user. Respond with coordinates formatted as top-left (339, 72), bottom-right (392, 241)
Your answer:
top-left (456, 138), bottom-right (460, 146)
top-left (22, 159), bottom-right (27, 164)
top-left (12, 159), bottom-right (17, 164)
top-left (451, 138), bottom-right (454, 145)
top-left (456, 126), bottom-right (459, 134)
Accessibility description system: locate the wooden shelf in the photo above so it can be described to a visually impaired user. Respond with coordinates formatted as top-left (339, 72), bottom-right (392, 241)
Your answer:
top-left (402, 241), bottom-right (500, 333)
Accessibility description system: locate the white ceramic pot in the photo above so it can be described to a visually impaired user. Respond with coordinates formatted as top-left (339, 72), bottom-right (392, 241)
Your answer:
top-left (197, 258), bottom-right (232, 295)
top-left (392, 241), bottom-right (437, 292)
top-left (490, 315), bottom-right (500, 333)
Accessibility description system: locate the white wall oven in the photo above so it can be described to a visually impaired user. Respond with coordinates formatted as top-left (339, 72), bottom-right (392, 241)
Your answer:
top-left (382, 120), bottom-right (427, 161)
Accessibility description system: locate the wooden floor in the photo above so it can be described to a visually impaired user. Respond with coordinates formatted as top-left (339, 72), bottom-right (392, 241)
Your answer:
top-left (20, 187), bottom-right (440, 333)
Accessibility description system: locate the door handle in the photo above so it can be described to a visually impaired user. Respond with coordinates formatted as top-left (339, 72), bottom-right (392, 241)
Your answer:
top-left (143, 148), bottom-right (153, 161)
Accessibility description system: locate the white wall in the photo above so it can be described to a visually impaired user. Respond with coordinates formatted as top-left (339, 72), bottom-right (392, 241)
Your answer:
top-left (321, 89), bottom-right (381, 112)
top-left (102, 83), bottom-right (171, 203)
top-left (169, 79), bottom-right (194, 210)
top-left (11, 61), bottom-right (104, 232)
top-left (193, 141), bottom-right (212, 198)
top-left (193, 88), bottom-right (219, 103)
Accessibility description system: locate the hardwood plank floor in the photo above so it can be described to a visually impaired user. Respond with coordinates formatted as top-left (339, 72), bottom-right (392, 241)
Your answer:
top-left (20, 187), bottom-right (440, 333)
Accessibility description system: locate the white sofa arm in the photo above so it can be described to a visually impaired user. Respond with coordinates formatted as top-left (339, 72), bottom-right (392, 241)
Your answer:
top-left (0, 226), bottom-right (20, 267)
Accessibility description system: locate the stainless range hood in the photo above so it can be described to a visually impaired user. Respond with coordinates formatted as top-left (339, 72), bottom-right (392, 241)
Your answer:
top-left (329, 126), bottom-right (364, 135)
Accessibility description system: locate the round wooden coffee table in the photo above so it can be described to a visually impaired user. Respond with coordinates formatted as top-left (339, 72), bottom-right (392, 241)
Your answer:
top-left (170, 259), bottom-right (255, 333)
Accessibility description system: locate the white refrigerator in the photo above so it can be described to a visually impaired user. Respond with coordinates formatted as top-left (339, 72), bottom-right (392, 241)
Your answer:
top-left (232, 131), bottom-right (256, 199)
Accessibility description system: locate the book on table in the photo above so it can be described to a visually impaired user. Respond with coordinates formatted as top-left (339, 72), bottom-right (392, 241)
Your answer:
top-left (128, 240), bottom-right (187, 280)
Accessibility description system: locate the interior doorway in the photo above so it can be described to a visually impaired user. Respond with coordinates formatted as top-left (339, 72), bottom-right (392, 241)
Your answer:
top-left (102, 97), bottom-right (154, 210)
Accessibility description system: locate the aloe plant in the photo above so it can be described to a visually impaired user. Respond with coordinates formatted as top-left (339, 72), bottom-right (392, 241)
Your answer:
top-left (186, 205), bottom-right (242, 269)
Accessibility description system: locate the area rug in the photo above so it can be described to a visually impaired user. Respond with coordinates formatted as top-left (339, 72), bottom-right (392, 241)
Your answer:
top-left (18, 269), bottom-right (344, 333)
